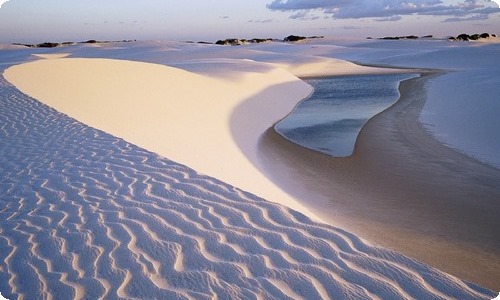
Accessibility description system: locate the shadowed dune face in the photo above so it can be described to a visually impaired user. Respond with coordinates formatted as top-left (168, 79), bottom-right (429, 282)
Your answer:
top-left (231, 74), bottom-right (500, 290)
top-left (0, 75), bottom-right (494, 299)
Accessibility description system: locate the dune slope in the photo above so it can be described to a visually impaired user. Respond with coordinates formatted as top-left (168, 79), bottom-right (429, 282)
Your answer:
top-left (4, 57), bottom-right (320, 221)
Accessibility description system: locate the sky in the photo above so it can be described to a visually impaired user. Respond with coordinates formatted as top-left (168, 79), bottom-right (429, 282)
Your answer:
top-left (0, 0), bottom-right (499, 43)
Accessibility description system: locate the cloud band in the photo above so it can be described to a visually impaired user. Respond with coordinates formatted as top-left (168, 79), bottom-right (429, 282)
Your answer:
top-left (267, 0), bottom-right (500, 21)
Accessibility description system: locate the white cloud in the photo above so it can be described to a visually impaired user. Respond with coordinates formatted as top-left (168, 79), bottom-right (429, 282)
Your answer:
top-left (0, 0), bottom-right (9, 8)
top-left (289, 10), bottom-right (321, 20)
top-left (443, 12), bottom-right (490, 21)
top-left (248, 18), bottom-right (274, 23)
top-left (267, 0), bottom-right (500, 22)
top-left (375, 15), bottom-right (404, 22)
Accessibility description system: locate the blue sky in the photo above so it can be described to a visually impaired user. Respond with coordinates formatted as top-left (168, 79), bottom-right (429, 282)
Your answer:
top-left (0, 0), bottom-right (499, 43)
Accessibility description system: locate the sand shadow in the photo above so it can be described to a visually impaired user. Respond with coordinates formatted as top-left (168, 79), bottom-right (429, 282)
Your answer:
top-left (229, 73), bottom-right (500, 290)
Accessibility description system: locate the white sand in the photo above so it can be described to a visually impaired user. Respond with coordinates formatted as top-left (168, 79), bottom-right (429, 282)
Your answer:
top-left (0, 41), bottom-right (496, 298)
top-left (31, 53), bottom-right (71, 59)
top-left (5, 57), bottom-right (321, 220)
top-left (4, 46), bottom-right (397, 224)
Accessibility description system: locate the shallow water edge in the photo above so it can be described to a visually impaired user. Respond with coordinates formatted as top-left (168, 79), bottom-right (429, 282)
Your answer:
top-left (260, 71), bottom-right (500, 290)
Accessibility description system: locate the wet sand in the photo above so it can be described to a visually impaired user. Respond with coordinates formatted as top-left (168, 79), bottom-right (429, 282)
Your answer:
top-left (258, 72), bottom-right (500, 290)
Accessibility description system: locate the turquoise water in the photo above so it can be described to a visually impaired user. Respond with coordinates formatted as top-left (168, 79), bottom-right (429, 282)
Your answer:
top-left (275, 73), bottom-right (417, 157)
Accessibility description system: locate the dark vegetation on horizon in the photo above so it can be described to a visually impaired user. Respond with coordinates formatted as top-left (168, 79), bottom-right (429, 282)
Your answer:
top-left (214, 35), bottom-right (324, 46)
top-left (371, 35), bottom-right (433, 40)
top-left (448, 33), bottom-right (496, 41)
top-left (215, 38), bottom-right (275, 46)
top-left (13, 35), bottom-right (323, 48)
top-left (13, 32), bottom-right (496, 49)
top-left (371, 32), bottom-right (496, 41)
top-left (13, 39), bottom-right (136, 48)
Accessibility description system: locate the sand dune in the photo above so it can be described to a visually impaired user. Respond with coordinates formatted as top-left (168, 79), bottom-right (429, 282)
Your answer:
top-left (0, 74), bottom-right (494, 299)
top-left (3, 44), bottom-right (404, 222)
top-left (4, 57), bottom-right (321, 222)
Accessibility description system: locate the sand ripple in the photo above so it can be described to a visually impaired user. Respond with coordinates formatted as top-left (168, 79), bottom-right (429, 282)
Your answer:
top-left (0, 77), bottom-right (494, 299)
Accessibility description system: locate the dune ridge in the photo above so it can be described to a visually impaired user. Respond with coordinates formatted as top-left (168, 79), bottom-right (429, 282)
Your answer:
top-left (0, 74), bottom-right (494, 299)
top-left (4, 57), bottom-right (321, 222)
top-left (3, 45), bottom-right (405, 223)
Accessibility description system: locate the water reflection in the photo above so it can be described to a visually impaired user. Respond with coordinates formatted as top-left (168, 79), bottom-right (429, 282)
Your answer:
top-left (275, 73), bottom-right (417, 156)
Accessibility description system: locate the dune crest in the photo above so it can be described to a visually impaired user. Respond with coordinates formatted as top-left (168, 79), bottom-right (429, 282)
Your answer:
top-left (4, 57), bottom-right (319, 220)
top-left (32, 53), bottom-right (71, 59)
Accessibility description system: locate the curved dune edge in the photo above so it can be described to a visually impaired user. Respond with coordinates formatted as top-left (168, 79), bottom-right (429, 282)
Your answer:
top-left (32, 53), bottom-right (71, 59)
top-left (259, 72), bottom-right (500, 290)
top-left (4, 56), bottom-right (402, 225)
top-left (4, 57), bottom-right (321, 221)
top-left (0, 73), bottom-right (495, 299)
